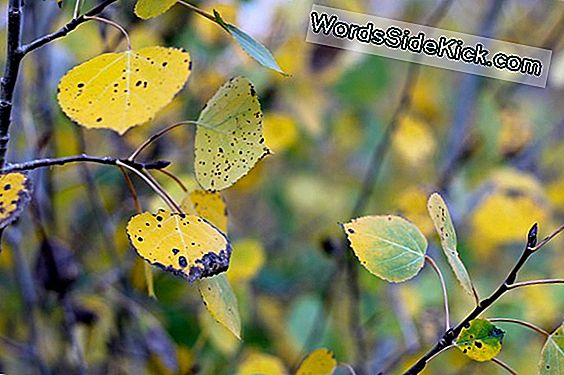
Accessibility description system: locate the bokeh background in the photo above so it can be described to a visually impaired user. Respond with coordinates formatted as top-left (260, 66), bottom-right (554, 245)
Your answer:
top-left (0, 0), bottom-right (563, 374)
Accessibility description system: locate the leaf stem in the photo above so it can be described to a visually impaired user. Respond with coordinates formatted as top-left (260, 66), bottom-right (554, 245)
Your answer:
top-left (116, 160), bottom-right (180, 213)
top-left (487, 318), bottom-right (550, 337)
top-left (84, 15), bottom-right (131, 50)
top-left (73, 0), bottom-right (83, 18)
top-left (491, 358), bottom-right (519, 375)
top-left (128, 120), bottom-right (207, 161)
top-left (177, 0), bottom-right (218, 23)
top-left (425, 255), bottom-right (450, 330)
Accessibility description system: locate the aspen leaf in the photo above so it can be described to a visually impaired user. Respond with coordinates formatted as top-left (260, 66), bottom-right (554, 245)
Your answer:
top-left (342, 215), bottom-right (427, 282)
top-left (134, 0), bottom-right (177, 19)
top-left (0, 172), bottom-right (32, 229)
top-left (427, 192), bottom-right (477, 299)
top-left (236, 352), bottom-right (287, 375)
top-left (198, 274), bottom-right (241, 339)
top-left (58, 46), bottom-right (191, 134)
top-left (194, 76), bottom-right (270, 191)
top-left (126, 209), bottom-right (231, 283)
top-left (455, 319), bottom-right (505, 362)
top-left (296, 348), bottom-right (337, 375)
top-left (213, 10), bottom-right (285, 74)
top-left (539, 322), bottom-right (564, 374)
top-left (181, 189), bottom-right (228, 233)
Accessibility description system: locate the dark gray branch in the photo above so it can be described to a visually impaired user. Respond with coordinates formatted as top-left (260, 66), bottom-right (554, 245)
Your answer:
top-left (2, 154), bottom-right (170, 173)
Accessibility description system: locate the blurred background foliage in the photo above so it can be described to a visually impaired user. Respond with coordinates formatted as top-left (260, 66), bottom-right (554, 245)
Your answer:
top-left (0, 0), bottom-right (563, 374)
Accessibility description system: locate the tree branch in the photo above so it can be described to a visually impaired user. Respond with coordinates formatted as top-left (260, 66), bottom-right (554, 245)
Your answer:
top-left (0, 0), bottom-right (118, 168)
top-left (402, 222), bottom-right (564, 374)
top-left (2, 154), bottom-right (170, 173)
top-left (0, 0), bottom-right (24, 168)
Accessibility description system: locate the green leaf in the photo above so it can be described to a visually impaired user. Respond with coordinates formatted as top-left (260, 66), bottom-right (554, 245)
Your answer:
top-left (427, 192), bottom-right (477, 299)
top-left (134, 0), bottom-right (177, 19)
top-left (342, 215), bottom-right (428, 282)
top-left (198, 274), bottom-right (241, 339)
top-left (213, 10), bottom-right (284, 74)
top-left (456, 319), bottom-right (505, 362)
top-left (539, 322), bottom-right (564, 374)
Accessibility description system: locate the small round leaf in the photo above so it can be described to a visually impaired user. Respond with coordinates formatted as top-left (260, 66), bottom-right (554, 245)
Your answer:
top-left (342, 215), bottom-right (427, 282)
top-left (456, 319), bottom-right (505, 362)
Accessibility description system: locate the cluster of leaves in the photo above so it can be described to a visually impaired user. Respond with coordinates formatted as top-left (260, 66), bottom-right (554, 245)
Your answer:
top-left (343, 192), bottom-right (563, 372)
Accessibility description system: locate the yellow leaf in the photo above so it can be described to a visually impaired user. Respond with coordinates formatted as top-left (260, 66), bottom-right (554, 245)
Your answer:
top-left (195, 76), bottom-right (270, 191)
top-left (236, 351), bottom-right (287, 375)
top-left (198, 274), bottom-right (241, 339)
top-left (456, 319), bottom-right (505, 362)
top-left (58, 46), bottom-right (191, 134)
top-left (342, 215), bottom-right (427, 283)
top-left (134, 0), bottom-right (177, 19)
top-left (392, 115), bottom-right (436, 165)
top-left (181, 189), bottom-right (228, 233)
top-left (227, 239), bottom-right (265, 283)
top-left (296, 348), bottom-right (337, 375)
top-left (126, 209), bottom-right (231, 283)
top-left (0, 172), bottom-right (32, 229)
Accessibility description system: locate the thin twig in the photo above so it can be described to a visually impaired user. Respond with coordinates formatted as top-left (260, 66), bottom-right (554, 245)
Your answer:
top-left (425, 256), bottom-right (450, 330)
top-left (507, 279), bottom-right (564, 290)
top-left (21, 0), bottom-right (118, 54)
top-left (491, 358), bottom-right (519, 375)
top-left (2, 154), bottom-right (169, 173)
top-left (532, 223), bottom-right (564, 251)
top-left (488, 318), bottom-right (550, 337)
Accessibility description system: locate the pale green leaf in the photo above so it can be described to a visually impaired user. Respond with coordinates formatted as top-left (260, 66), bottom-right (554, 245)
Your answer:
top-left (214, 10), bottom-right (284, 74)
top-left (427, 192), bottom-right (477, 299)
top-left (342, 215), bottom-right (428, 282)
top-left (539, 322), bottom-right (564, 374)
top-left (198, 274), bottom-right (241, 339)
